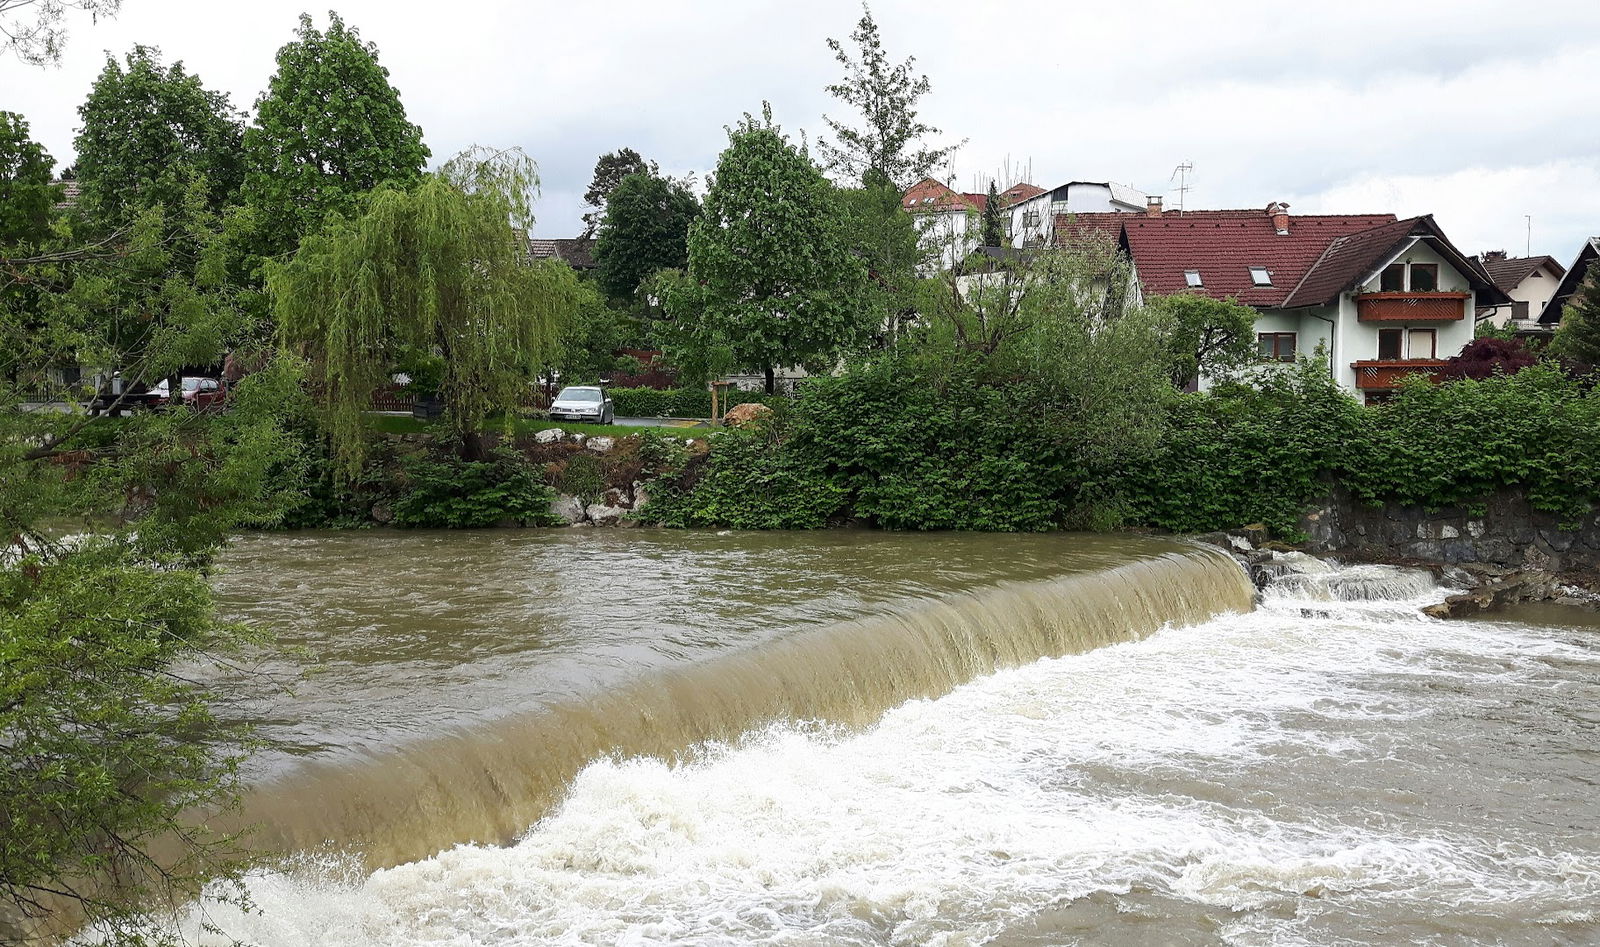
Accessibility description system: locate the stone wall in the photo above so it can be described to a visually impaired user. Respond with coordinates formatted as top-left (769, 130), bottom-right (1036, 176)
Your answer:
top-left (1299, 488), bottom-right (1600, 572)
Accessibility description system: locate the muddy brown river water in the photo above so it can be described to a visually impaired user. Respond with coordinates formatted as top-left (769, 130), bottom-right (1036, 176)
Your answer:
top-left (138, 530), bottom-right (1600, 945)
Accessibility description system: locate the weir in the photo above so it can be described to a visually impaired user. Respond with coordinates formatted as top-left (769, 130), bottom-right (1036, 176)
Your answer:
top-left (229, 544), bottom-right (1255, 872)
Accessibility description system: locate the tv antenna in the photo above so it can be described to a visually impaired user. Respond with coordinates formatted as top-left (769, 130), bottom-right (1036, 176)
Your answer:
top-left (1525, 215), bottom-right (1532, 257)
top-left (1171, 161), bottom-right (1193, 214)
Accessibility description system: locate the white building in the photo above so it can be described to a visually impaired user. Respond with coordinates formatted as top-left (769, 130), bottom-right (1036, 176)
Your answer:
top-left (1005, 181), bottom-right (1147, 248)
top-left (1475, 251), bottom-right (1566, 331)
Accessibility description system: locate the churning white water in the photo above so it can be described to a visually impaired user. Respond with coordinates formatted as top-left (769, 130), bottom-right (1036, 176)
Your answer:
top-left (168, 558), bottom-right (1600, 946)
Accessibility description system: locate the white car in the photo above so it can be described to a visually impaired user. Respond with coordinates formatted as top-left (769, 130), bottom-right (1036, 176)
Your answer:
top-left (549, 386), bottom-right (613, 424)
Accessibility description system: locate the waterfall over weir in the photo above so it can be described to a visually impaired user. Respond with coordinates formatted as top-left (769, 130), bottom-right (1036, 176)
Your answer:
top-left (232, 544), bottom-right (1255, 872)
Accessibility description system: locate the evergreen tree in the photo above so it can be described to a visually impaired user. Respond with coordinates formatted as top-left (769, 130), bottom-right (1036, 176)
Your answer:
top-left (669, 106), bottom-right (868, 394)
top-left (594, 171), bottom-right (699, 302)
top-left (581, 147), bottom-right (656, 237)
top-left (980, 180), bottom-right (1005, 248)
top-left (271, 148), bottom-right (582, 465)
top-left (73, 45), bottom-right (245, 222)
top-left (0, 111), bottom-right (59, 247)
top-left (242, 12), bottom-right (429, 257)
top-left (818, 4), bottom-right (962, 188)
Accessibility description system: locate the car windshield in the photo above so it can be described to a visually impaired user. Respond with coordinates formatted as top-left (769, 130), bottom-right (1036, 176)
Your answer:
top-left (182, 378), bottom-right (203, 391)
top-left (557, 388), bottom-right (602, 402)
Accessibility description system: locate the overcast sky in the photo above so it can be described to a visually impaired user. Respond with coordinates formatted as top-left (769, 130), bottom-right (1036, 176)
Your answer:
top-left (3, 0), bottom-right (1597, 260)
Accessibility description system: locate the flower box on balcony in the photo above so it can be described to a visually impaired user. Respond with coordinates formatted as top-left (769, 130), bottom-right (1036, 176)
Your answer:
top-left (1356, 292), bottom-right (1470, 322)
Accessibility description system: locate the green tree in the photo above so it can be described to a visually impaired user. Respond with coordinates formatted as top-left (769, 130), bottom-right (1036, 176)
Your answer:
top-left (580, 147), bottom-right (656, 237)
top-left (837, 168), bottom-right (924, 344)
top-left (271, 147), bottom-right (582, 466)
top-left (669, 108), bottom-right (868, 394)
top-left (1145, 292), bottom-right (1260, 389)
top-left (1549, 260), bottom-right (1600, 366)
top-left (0, 0), bottom-right (120, 66)
top-left (242, 12), bottom-right (429, 257)
top-left (818, 4), bottom-right (962, 188)
top-left (74, 45), bottom-right (245, 222)
top-left (980, 180), bottom-right (1005, 248)
top-left (0, 111), bottom-right (59, 247)
top-left (593, 171), bottom-right (699, 302)
top-left (1, 195), bottom-right (300, 944)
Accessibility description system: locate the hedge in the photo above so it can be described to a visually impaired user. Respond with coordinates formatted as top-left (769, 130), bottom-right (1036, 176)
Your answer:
top-left (606, 386), bottom-right (776, 419)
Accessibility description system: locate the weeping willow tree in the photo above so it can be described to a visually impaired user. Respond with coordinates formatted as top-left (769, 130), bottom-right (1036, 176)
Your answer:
top-left (269, 147), bottom-right (582, 468)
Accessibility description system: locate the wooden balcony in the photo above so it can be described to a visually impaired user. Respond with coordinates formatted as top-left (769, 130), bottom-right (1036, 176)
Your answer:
top-left (1351, 359), bottom-right (1448, 391)
top-left (1356, 291), bottom-right (1470, 322)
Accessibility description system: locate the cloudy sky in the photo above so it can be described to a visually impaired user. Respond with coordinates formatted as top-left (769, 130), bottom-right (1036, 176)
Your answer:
top-left (4, 0), bottom-right (1598, 260)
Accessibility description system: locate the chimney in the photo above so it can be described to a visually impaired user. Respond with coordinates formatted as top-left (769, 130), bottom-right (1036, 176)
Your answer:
top-left (1267, 201), bottom-right (1291, 235)
top-left (1146, 195), bottom-right (1163, 218)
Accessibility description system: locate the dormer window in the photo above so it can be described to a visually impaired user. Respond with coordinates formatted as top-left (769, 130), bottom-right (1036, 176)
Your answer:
top-left (1249, 266), bottom-right (1272, 286)
top-left (1184, 270), bottom-right (1203, 288)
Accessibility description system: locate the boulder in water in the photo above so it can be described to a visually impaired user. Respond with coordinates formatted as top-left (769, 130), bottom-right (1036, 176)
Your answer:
top-left (586, 503), bottom-right (627, 526)
top-left (549, 494), bottom-right (585, 525)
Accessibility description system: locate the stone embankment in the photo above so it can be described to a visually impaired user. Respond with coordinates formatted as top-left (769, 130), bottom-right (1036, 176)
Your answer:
top-left (534, 427), bottom-right (678, 527)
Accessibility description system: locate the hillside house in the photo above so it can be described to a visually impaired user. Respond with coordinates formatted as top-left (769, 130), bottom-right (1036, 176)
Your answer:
top-left (1475, 251), bottom-right (1565, 331)
top-left (1057, 204), bottom-right (1509, 400)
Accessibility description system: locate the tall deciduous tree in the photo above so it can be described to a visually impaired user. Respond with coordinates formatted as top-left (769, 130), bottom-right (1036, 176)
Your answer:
top-left (837, 168), bottom-right (924, 345)
top-left (242, 12), bottom-right (429, 257)
top-left (594, 171), bottom-right (699, 302)
top-left (271, 147), bottom-right (581, 465)
top-left (0, 111), bottom-right (58, 247)
top-left (74, 45), bottom-right (245, 222)
top-left (0, 0), bottom-right (120, 65)
top-left (818, 3), bottom-right (962, 189)
top-left (669, 107), bottom-right (868, 394)
top-left (581, 147), bottom-right (656, 237)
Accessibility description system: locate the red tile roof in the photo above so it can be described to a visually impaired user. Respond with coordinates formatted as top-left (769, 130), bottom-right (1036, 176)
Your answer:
top-left (1114, 210), bottom-right (1397, 307)
top-left (902, 177), bottom-right (980, 213)
top-left (1001, 182), bottom-right (1046, 205)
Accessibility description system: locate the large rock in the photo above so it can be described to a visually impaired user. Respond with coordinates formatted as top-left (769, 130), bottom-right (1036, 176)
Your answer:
top-left (549, 494), bottom-right (585, 525)
top-left (533, 428), bottom-right (564, 444)
top-left (585, 436), bottom-right (616, 453)
top-left (723, 402), bottom-right (774, 428)
top-left (585, 503), bottom-right (627, 526)
top-left (1422, 570), bottom-right (1559, 618)
top-left (631, 479), bottom-right (651, 511)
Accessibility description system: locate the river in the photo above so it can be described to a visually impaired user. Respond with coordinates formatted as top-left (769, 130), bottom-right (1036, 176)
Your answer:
top-left (153, 530), bottom-right (1600, 944)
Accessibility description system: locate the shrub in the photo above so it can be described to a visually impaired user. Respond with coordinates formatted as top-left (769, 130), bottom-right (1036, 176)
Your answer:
top-left (638, 424), bottom-right (848, 529)
top-left (553, 451), bottom-right (607, 503)
top-left (392, 449), bottom-right (557, 527)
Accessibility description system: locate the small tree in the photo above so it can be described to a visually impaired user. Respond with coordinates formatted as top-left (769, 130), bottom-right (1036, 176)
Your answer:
top-left (1145, 293), bottom-right (1260, 389)
top-left (271, 147), bottom-right (582, 466)
top-left (593, 171), bottom-right (699, 302)
top-left (0, 111), bottom-right (58, 247)
top-left (0, 0), bottom-right (120, 66)
top-left (242, 12), bottom-right (429, 256)
top-left (670, 106), bottom-right (868, 394)
top-left (1438, 336), bottom-right (1539, 381)
top-left (818, 3), bottom-right (962, 188)
top-left (980, 180), bottom-right (1005, 248)
top-left (74, 45), bottom-right (246, 222)
top-left (1549, 260), bottom-right (1600, 367)
top-left (580, 147), bottom-right (656, 237)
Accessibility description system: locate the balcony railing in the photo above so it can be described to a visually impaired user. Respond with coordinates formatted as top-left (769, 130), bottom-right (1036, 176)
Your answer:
top-left (1351, 359), bottom-right (1448, 390)
top-left (1356, 291), bottom-right (1470, 322)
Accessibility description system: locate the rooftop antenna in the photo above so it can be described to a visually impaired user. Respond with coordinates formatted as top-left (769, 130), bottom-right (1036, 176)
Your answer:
top-left (1171, 161), bottom-right (1193, 215)
top-left (1525, 215), bottom-right (1532, 257)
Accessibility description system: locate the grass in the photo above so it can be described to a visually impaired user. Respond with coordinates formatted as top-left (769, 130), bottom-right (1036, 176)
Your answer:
top-left (366, 413), bottom-right (710, 438)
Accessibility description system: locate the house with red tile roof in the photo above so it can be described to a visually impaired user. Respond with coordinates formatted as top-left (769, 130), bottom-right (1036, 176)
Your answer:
top-left (1057, 203), bottom-right (1509, 399)
top-left (902, 177), bottom-right (1050, 270)
top-left (1004, 181), bottom-right (1148, 248)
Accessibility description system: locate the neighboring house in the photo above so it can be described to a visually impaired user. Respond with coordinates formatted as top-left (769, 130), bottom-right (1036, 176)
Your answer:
top-left (528, 237), bottom-right (597, 270)
top-left (1057, 203), bottom-right (1509, 400)
top-left (903, 178), bottom-right (1048, 270)
top-left (1474, 251), bottom-right (1565, 331)
top-left (1537, 237), bottom-right (1600, 330)
top-left (1005, 180), bottom-right (1148, 249)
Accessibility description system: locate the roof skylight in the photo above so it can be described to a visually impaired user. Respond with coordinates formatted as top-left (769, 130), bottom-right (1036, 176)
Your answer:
top-left (1184, 270), bottom-right (1203, 287)
top-left (1249, 266), bottom-right (1272, 286)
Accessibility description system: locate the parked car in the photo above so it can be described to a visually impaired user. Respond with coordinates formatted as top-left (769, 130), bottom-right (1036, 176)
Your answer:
top-left (548, 385), bottom-right (613, 424)
top-left (88, 373), bottom-right (164, 416)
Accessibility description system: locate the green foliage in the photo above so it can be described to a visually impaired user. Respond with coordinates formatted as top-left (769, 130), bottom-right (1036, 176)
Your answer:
top-left (639, 424), bottom-right (848, 530)
top-left (594, 171), bottom-right (700, 302)
top-left (837, 169), bottom-right (925, 343)
top-left (552, 285), bottom-right (634, 386)
top-left (242, 12), bottom-right (429, 256)
top-left (580, 147), bottom-right (656, 237)
top-left (270, 148), bottom-right (582, 469)
top-left (0, 111), bottom-right (59, 246)
top-left (392, 449), bottom-right (557, 528)
top-left (74, 45), bottom-right (245, 222)
top-left (1145, 292), bottom-right (1260, 389)
top-left (980, 180), bottom-right (1004, 248)
top-left (669, 106), bottom-right (869, 393)
top-left (1548, 260), bottom-right (1600, 366)
top-left (818, 4), bottom-right (961, 188)
top-left (606, 386), bottom-right (771, 419)
top-left (553, 451), bottom-right (606, 504)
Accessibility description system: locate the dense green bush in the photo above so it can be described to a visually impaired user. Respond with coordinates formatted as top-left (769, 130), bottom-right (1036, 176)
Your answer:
top-left (554, 451), bottom-right (607, 503)
top-left (606, 385), bottom-right (774, 418)
top-left (392, 449), bottom-right (557, 528)
top-left (638, 423), bottom-right (848, 529)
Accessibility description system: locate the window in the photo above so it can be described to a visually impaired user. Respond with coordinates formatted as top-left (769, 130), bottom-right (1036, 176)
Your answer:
top-left (1249, 266), bottom-right (1272, 286)
top-left (1408, 327), bottom-right (1437, 359)
top-left (1258, 332), bottom-right (1296, 362)
top-left (1512, 301), bottom-right (1530, 320)
top-left (1411, 263), bottom-right (1439, 292)
top-left (1380, 263), bottom-right (1406, 292)
top-left (1184, 270), bottom-right (1203, 288)
top-left (1377, 328), bottom-right (1404, 360)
